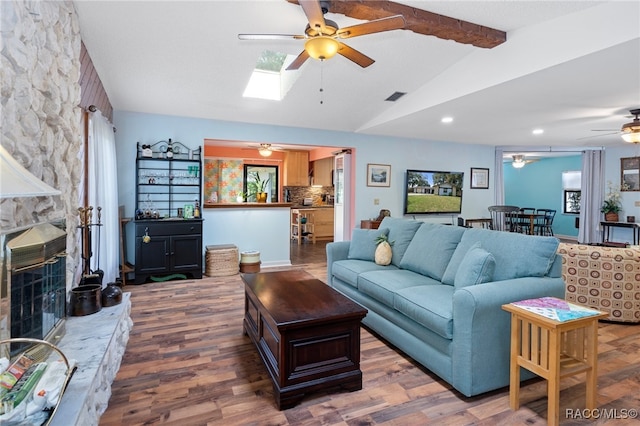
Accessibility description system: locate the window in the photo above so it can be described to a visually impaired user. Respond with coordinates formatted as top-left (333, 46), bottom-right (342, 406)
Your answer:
top-left (562, 171), bottom-right (581, 214)
top-left (564, 190), bottom-right (581, 214)
top-left (242, 50), bottom-right (301, 101)
top-left (243, 165), bottom-right (279, 202)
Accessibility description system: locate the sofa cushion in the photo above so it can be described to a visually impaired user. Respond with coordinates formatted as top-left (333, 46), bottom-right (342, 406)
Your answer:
top-left (358, 269), bottom-right (441, 306)
top-left (454, 242), bottom-right (496, 289)
top-left (394, 285), bottom-right (455, 339)
top-left (347, 227), bottom-right (389, 261)
top-left (379, 217), bottom-right (423, 266)
top-left (332, 259), bottom-right (397, 289)
top-left (442, 228), bottom-right (559, 284)
top-left (399, 223), bottom-right (465, 280)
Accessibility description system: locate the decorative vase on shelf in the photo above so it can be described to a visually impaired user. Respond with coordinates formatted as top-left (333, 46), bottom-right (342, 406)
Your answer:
top-left (256, 192), bottom-right (267, 203)
top-left (102, 282), bottom-right (123, 307)
top-left (605, 212), bottom-right (619, 222)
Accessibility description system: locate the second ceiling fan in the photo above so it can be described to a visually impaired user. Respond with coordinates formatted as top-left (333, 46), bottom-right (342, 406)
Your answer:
top-left (238, 0), bottom-right (405, 70)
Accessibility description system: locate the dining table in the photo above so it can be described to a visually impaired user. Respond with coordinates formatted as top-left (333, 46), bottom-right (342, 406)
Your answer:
top-left (512, 212), bottom-right (545, 235)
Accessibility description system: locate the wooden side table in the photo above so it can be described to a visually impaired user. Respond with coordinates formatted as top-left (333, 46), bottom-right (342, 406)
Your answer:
top-left (360, 219), bottom-right (381, 229)
top-left (502, 298), bottom-right (608, 426)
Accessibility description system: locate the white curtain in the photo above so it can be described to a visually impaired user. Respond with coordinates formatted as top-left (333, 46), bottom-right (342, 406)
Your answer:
top-left (88, 111), bottom-right (120, 284)
top-left (578, 150), bottom-right (604, 244)
top-left (494, 148), bottom-right (504, 205)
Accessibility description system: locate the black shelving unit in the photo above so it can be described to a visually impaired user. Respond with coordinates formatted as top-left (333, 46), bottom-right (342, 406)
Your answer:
top-left (135, 140), bottom-right (202, 218)
top-left (134, 140), bottom-right (203, 284)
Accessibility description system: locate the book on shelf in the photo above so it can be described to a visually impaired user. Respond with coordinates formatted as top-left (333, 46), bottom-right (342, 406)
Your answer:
top-left (511, 296), bottom-right (601, 322)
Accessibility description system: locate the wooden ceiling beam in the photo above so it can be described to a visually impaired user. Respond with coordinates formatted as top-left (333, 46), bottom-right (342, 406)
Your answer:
top-left (287, 0), bottom-right (506, 48)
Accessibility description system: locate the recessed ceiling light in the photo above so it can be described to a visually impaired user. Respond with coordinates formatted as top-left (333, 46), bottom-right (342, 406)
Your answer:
top-left (441, 116), bottom-right (453, 123)
top-left (532, 128), bottom-right (544, 135)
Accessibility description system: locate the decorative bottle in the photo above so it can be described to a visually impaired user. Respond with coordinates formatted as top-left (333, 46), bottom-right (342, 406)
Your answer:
top-left (194, 199), bottom-right (200, 218)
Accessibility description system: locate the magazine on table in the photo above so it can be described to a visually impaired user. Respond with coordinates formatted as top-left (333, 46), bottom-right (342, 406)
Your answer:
top-left (511, 297), bottom-right (601, 322)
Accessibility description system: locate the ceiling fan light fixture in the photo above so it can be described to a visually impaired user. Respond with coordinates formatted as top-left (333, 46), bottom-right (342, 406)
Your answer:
top-left (512, 155), bottom-right (526, 169)
top-left (258, 147), bottom-right (273, 157)
top-left (305, 36), bottom-right (339, 61)
top-left (621, 122), bottom-right (640, 143)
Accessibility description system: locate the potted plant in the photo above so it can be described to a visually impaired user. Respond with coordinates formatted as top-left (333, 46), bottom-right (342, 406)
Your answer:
top-left (601, 181), bottom-right (622, 222)
top-left (248, 171), bottom-right (270, 203)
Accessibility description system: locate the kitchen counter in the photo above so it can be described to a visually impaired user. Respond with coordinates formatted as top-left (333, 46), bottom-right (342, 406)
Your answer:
top-left (291, 205), bottom-right (335, 209)
top-left (204, 202), bottom-right (292, 209)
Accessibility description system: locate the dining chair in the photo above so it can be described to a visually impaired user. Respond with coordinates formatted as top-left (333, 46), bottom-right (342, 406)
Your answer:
top-left (535, 209), bottom-right (556, 236)
top-left (488, 205), bottom-right (520, 232)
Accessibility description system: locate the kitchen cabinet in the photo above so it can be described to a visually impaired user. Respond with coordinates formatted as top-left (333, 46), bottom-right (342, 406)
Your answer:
top-left (313, 208), bottom-right (334, 240)
top-left (134, 219), bottom-right (203, 284)
top-left (313, 157), bottom-right (333, 187)
top-left (284, 150), bottom-right (309, 186)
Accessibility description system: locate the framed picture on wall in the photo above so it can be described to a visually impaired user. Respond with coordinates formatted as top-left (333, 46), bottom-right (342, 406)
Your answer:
top-left (470, 167), bottom-right (489, 189)
top-left (367, 164), bottom-right (391, 187)
top-left (621, 156), bottom-right (640, 191)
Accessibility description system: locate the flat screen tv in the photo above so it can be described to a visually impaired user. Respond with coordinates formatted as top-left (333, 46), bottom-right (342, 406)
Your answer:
top-left (404, 169), bottom-right (464, 215)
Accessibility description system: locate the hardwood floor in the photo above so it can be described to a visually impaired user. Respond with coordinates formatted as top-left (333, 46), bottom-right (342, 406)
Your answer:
top-left (100, 241), bottom-right (640, 425)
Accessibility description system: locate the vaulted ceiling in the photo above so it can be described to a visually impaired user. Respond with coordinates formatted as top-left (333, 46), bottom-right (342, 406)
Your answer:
top-left (74, 1), bottom-right (639, 149)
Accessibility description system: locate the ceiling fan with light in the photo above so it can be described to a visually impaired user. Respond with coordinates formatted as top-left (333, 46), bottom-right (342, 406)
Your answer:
top-left (621, 109), bottom-right (640, 143)
top-left (583, 108), bottom-right (640, 143)
top-left (238, 0), bottom-right (405, 70)
top-left (510, 155), bottom-right (539, 169)
top-left (245, 143), bottom-right (284, 157)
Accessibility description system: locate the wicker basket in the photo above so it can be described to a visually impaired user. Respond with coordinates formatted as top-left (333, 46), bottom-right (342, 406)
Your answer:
top-left (205, 244), bottom-right (239, 277)
top-left (0, 338), bottom-right (75, 426)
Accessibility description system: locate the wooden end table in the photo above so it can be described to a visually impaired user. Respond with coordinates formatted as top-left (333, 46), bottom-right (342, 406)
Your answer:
top-left (502, 298), bottom-right (608, 426)
top-left (242, 270), bottom-right (367, 409)
top-left (360, 219), bottom-right (381, 229)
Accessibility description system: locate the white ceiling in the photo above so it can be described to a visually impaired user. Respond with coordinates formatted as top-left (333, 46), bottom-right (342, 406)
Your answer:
top-left (74, 1), bottom-right (640, 150)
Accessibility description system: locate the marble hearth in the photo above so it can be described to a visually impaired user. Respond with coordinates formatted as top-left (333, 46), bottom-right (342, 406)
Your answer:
top-left (48, 293), bottom-right (132, 425)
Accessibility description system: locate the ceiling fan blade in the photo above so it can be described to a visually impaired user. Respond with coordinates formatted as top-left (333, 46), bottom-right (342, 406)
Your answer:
top-left (299, 0), bottom-right (327, 34)
top-left (286, 50), bottom-right (310, 70)
top-left (336, 15), bottom-right (406, 39)
top-left (337, 42), bottom-right (375, 68)
top-left (238, 34), bottom-right (305, 40)
top-left (577, 132), bottom-right (620, 140)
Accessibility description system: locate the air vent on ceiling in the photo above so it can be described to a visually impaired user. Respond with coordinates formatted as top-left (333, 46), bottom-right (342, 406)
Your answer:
top-left (385, 91), bottom-right (406, 102)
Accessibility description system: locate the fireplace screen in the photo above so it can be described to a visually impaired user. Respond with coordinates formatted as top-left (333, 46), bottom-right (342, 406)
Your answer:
top-left (1, 222), bottom-right (67, 357)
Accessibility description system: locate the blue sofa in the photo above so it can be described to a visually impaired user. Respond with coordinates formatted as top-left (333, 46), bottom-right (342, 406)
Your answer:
top-left (326, 217), bottom-right (565, 397)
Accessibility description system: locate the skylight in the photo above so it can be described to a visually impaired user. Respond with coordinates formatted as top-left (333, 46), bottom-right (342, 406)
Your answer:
top-left (243, 50), bottom-right (301, 101)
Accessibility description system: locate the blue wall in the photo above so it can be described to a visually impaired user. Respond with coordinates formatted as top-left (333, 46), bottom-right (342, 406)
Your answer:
top-left (114, 111), bottom-right (498, 263)
top-left (113, 111), bottom-right (497, 222)
top-left (504, 155), bottom-right (582, 237)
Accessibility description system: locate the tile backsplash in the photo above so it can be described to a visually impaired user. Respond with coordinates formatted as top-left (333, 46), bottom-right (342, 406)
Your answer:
top-left (284, 186), bottom-right (334, 206)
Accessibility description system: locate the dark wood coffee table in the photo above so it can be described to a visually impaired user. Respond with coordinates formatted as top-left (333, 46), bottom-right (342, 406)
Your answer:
top-left (242, 270), bottom-right (367, 410)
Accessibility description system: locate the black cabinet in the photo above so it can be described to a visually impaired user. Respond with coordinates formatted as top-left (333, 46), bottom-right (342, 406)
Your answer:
top-left (134, 219), bottom-right (203, 284)
top-left (134, 140), bottom-right (204, 284)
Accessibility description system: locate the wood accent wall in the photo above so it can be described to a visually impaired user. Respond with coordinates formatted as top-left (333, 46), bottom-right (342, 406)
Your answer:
top-left (79, 41), bottom-right (113, 122)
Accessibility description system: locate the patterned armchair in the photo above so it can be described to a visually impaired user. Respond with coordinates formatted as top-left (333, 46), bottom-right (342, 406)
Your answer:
top-left (558, 243), bottom-right (640, 323)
